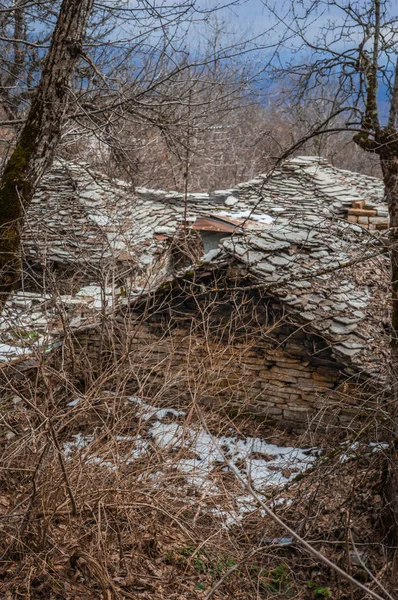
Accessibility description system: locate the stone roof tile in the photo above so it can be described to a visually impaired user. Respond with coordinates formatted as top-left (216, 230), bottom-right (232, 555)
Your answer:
top-left (5, 154), bottom-right (388, 375)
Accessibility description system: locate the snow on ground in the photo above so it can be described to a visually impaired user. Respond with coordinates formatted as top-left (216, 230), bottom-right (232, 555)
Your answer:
top-left (0, 285), bottom-right (123, 363)
top-left (0, 343), bottom-right (31, 361)
top-left (63, 396), bottom-right (317, 525)
top-left (339, 440), bottom-right (388, 463)
top-left (0, 320), bottom-right (50, 362)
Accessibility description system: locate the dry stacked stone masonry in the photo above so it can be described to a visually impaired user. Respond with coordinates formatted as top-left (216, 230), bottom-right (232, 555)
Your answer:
top-left (347, 199), bottom-right (389, 230)
top-left (103, 296), bottom-right (370, 432)
top-left (72, 213), bottom-right (388, 431)
top-left (71, 285), bottom-right (377, 433)
top-left (0, 155), bottom-right (390, 430)
top-left (21, 154), bottom-right (387, 277)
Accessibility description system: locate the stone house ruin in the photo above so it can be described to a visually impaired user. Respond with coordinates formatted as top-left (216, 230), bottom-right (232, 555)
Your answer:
top-left (19, 153), bottom-right (388, 290)
top-left (74, 211), bottom-right (389, 432)
top-left (0, 155), bottom-right (390, 431)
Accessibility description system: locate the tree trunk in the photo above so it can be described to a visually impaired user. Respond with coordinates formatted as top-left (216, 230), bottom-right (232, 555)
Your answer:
top-left (380, 156), bottom-right (398, 547)
top-left (0, 0), bottom-right (94, 307)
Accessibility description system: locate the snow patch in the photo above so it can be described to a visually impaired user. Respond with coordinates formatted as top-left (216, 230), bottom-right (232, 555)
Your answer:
top-left (63, 397), bottom-right (317, 523)
top-left (76, 284), bottom-right (114, 309)
top-left (217, 210), bottom-right (274, 224)
top-left (67, 398), bottom-right (82, 407)
top-left (0, 344), bottom-right (29, 360)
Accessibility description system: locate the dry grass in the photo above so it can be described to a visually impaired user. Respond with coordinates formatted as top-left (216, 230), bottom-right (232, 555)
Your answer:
top-left (0, 266), bottom-right (395, 600)
top-left (0, 359), bottom-right (393, 600)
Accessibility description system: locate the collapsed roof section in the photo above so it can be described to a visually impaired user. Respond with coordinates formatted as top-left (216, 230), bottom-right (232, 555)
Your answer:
top-left (141, 213), bottom-right (389, 377)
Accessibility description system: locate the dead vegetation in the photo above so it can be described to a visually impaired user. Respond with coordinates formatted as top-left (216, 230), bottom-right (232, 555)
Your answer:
top-left (0, 370), bottom-right (393, 600)
top-left (0, 0), bottom-right (396, 597)
top-left (0, 277), bottom-right (395, 600)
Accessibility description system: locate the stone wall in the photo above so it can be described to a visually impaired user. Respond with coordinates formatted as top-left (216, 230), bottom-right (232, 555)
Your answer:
top-left (71, 297), bottom-right (370, 432)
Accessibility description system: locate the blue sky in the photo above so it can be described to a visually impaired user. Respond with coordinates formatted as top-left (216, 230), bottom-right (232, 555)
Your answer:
top-left (213, 0), bottom-right (276, 38)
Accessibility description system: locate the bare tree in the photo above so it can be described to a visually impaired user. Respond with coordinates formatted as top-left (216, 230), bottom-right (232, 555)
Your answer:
top-left (0, 0), bottom-right (253, 307)
top-left (257, 0), bottom-right (398, 544)
top-left (0, 0), bottom-right (94, 307)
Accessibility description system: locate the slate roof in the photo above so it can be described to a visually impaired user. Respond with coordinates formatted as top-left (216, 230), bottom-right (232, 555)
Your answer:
top-left (23, 159), bottom-right (137, 266)
top-left (22, 155), bottom-right (386, 271)
top-left (172, 215), bottom-right (389, 376)
top-left (3, 154), bottom-right (388, 375)
top-left (244, 155), bottom-right (384, 218)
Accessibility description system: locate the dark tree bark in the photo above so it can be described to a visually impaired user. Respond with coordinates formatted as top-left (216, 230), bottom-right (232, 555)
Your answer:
top-left (347, 0), bottom-right (398, 545)
top-left (354, 131), bottom-right (398, 544)
top-left (378, 153), bottom-right (398, 546)
top-left (0, 0), bottom-right (94, 306)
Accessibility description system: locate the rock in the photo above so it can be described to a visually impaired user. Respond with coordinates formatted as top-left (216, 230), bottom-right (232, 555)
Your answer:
top-left (330, 323), bottom-right (358, 335)
top-left (224, 195), bottom-right (238, 206)
top-left (244, 250), bottom-right (267, 264)
top-left (272, 229), bottom-right (317, 244)
top-left (334, 345), bottom-right (362, 358)
top-left (300, 312), bottom-right (317, 321)
top-left (334, 316), bottom-right (360, 325)
top-left (331, 303), bottom-right (348, 310)
top-left (341, 340), bottom-right (364, 349)
top-left (268, 256), bottom-right (290, 266)
top-left (255, 261), bottom-right (276, 273)
top-left (294, 281), bottom-right (312, 289)
top-left (251, 236), bottom-right (291, 252)
top-left (202, 248), bottom-right (221, 262)
top-left (347, 300), bottom-right (368, 310)
top-left (79, 190), bottom-right (102, 202)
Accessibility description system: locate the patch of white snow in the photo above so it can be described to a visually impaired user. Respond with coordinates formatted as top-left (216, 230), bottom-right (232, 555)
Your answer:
top-left (217, 210), bottom-right (274, 224)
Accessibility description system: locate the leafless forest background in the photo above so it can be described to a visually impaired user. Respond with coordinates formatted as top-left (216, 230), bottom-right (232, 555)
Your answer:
top-left (0, 9), bottom-right (381, 193)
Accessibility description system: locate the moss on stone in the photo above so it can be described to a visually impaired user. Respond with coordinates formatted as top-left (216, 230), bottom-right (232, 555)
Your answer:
top-left (0, 115), bottom-right (40, 300)
top-left (0, 119), bottom-right (39, 224)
